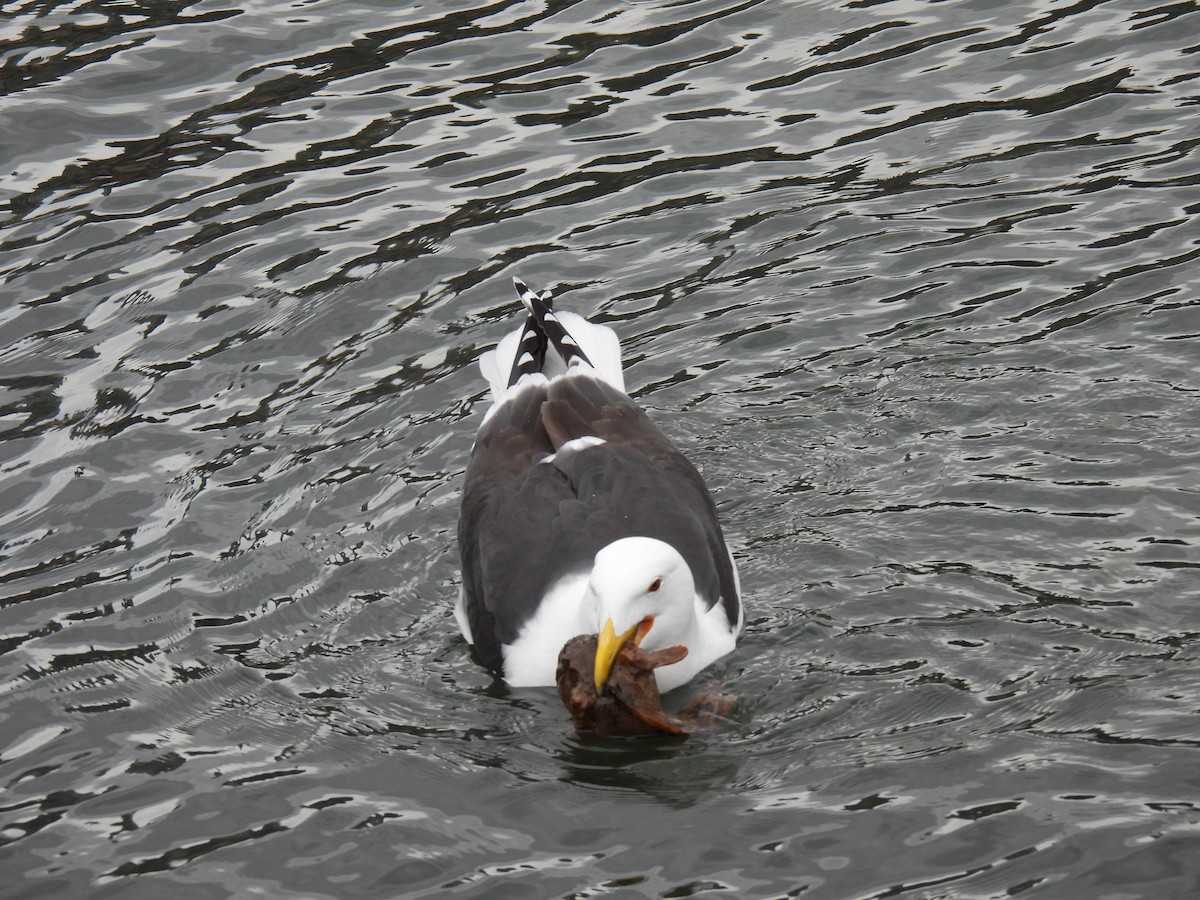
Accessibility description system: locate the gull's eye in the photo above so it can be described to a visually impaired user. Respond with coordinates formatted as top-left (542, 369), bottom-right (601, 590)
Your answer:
top-left (647, 578), bottom-right (663, 593)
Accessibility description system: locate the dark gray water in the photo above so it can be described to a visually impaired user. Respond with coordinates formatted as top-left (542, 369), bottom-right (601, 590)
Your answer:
top-left (2, 0), bottom-right (1199, 896)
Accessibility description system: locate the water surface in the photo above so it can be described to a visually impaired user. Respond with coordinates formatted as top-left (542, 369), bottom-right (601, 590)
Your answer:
top-left (2, 0), bottom-right (1199, 897)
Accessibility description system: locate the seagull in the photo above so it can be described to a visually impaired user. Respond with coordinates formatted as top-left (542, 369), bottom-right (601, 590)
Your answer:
top-left (456, 277), bottom-right (742, 693)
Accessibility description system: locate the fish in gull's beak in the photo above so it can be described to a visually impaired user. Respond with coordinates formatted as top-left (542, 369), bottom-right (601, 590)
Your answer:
top-left (593, 615), bottom-right (655, 691)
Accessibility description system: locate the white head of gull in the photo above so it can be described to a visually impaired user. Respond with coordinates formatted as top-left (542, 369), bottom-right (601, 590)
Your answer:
top-left (456, 277), bottom-right (742, 693)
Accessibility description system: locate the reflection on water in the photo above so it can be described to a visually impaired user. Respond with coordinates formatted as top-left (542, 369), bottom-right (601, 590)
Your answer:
top-left (2, 0), bottom-right (1199, 896)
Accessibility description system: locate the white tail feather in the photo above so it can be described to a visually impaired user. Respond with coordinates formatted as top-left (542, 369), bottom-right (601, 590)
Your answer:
top-left (478, 297), bottom-right (625, 404)
top-left (553, 310), bottom-right (624, 393)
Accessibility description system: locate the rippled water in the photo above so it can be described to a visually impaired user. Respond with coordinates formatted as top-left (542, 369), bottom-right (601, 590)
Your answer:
top-left (2, 0), bottom-right (1199, 896)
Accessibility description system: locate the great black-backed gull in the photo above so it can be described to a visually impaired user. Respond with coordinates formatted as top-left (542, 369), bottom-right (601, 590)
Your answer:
top-left (456, 278), bottom-right (742, 693)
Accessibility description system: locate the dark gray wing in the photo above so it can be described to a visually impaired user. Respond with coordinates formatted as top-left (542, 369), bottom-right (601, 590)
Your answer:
top-left (458, 380), bottom-right (566, 672)
top-left (458, 374), bottom-right (738, 675)
top-left (543, 375), bottom-right (738, 618)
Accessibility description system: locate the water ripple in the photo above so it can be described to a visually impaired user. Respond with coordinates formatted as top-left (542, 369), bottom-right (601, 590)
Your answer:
top-left (1, 0), bottom-right (1199, 896)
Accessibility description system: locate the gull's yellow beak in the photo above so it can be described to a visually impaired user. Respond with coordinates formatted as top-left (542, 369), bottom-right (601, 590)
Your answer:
top-left (593, 615), bottom-right (654, 691)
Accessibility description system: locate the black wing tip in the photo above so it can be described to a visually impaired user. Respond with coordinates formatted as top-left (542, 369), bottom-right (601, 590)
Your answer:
top-left (512, 276), bottom-right (553, 309)
top-left (512, 278), bottom-right (593, 372)
top-left (506, 276), bottom-right (552, 387)
top-left (505, 275), bottom-right (589, 386)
